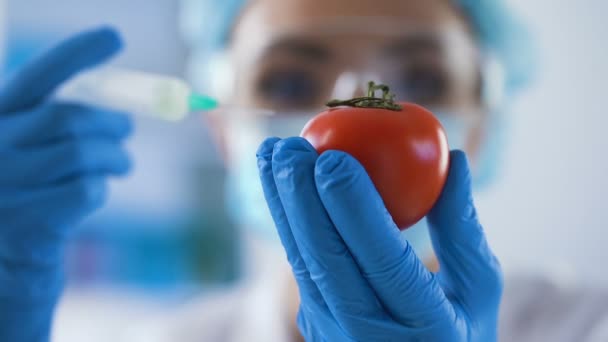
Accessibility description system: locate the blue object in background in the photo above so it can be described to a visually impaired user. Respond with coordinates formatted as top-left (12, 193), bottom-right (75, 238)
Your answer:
top-left (66, 203), bottom-right (240, 291)
top-left (62, 155), bottom-right (241, 290)
top-left (66, 215), bottom-right (196, 289)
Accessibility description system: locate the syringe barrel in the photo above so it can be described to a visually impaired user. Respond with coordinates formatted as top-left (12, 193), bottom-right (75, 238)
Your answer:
top-left (57, 67), bottom-right (191, 121)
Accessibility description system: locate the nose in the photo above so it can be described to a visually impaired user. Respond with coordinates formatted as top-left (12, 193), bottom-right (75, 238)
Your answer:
top-left (331, 72), bottom-right (359, 99)
top-left (352, 85), bottom-right (366, 98)
top-left (330, 72), bottom-right (383, 99)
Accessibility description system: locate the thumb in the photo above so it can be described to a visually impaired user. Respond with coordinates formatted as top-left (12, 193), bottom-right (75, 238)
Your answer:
top-left (0, 26), bottom-right (123, 113)
top-left (427, 150), bottom-right (503, 317)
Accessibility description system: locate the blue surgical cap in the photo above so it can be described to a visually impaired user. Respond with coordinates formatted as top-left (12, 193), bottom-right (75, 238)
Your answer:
top-left (179, 0), bottom-right (536, 94)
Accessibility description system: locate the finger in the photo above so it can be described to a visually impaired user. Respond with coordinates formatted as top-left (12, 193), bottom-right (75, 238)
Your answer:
top-left (256, 137), bottom-right (329, 309)
top-left (0, 176), bottom-right (108, 266)
top-left (257, 137), bottom-right (339, 335)
top-left (0, 138), bottom-right (131, 187)
top-left (272, 137), bottom-right (389, 334)
top-left (427, 150), bottom-right (503, 316)
top-left (297, 305), bottom-right (351, 342)
top-left (0, 102), bottom-right (133, 147)
top-left (314, 150), bottom-right (454, 327)
top-left (0, 26), bottom-right (122, 113)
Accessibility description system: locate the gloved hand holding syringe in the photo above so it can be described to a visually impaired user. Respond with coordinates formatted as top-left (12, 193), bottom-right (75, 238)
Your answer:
top-left (57, 66), bottom-right (219, 121)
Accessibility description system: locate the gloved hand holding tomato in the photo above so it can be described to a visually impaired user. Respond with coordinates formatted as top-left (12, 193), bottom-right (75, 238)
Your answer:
top-left (257, 81), bottom-right (502, 341)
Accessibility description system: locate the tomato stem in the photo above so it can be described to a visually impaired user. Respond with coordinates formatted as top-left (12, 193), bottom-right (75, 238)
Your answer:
top-left (326, 81), bottom-right (402, 111)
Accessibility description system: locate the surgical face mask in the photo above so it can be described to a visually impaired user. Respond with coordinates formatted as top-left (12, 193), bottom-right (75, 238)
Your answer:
top-left (223, 111), bottom-right (313, 240)
top-left (434, 111), bottom-right (473, 154)
top-left (399, 110), bottom-right (480, 257)
top-left (221, 107), bottom-right (481, 257)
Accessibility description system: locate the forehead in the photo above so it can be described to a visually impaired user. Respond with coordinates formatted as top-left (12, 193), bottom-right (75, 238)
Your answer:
top-left (235, 0), bottom-right (467, 32)
top-left (231, 0), bottom-right (477, 66)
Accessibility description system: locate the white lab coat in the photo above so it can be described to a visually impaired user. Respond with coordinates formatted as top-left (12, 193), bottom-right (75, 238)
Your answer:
top-left (55, 236), bottom-right (608, 342)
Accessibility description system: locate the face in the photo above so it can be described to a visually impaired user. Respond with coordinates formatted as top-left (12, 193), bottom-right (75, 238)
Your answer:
top-left (213, 0), bottom-right (487, 164)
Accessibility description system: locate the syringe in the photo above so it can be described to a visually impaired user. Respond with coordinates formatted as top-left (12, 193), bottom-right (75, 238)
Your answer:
top-left (57, 67), bottom-right (219, 121)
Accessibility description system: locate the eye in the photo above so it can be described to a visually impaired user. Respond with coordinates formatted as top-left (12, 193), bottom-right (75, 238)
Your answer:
top-left (256, 69), bottom-right (322, 110)
top-left (390, 66), bottom-right (447, 105)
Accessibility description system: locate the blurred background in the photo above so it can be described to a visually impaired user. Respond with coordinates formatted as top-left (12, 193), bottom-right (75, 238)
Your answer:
top-left (3, 0), bottom-right (607, 340)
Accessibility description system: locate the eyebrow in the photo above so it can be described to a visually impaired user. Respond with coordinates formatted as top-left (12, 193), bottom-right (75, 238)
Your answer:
top-left (262, 38), bottom-right (331, 62)
top-left (383, 35), bottom-right (443, 57)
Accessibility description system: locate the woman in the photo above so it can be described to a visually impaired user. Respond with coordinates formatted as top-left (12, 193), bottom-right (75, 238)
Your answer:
top-left (1, 0), bottom-right (607, 341)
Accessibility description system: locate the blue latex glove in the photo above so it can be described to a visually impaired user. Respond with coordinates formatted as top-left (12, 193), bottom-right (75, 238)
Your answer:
top-left (0, 27), bottom-right (131, 342)
top-left (257, 137), bottom-right (502, 341)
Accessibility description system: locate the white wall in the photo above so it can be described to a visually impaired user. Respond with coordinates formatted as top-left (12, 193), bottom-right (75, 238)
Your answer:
top-left (479, 0), bottom-right (608, 286)
top-left (7, 0), bottom-right (186, 75)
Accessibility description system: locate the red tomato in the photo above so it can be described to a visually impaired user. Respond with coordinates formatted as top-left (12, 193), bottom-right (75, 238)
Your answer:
top-left (301, 102), bottom-right (449, 230)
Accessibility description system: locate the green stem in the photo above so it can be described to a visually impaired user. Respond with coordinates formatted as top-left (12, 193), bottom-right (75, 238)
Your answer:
top-left (326, 81), bottom-right (402, 111)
